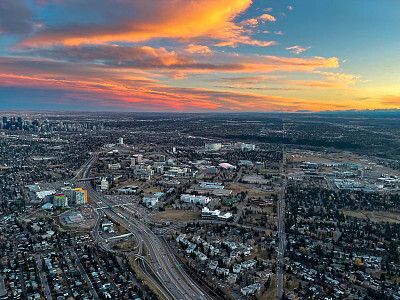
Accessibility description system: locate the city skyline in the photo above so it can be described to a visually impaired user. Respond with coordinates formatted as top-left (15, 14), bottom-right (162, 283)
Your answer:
top-left (0, 0), bottom-right (399, 112)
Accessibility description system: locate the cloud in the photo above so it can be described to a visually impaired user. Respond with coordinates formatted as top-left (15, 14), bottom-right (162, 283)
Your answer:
top-left (258, 14), bottom-right (276, 22)
top-left (215, 69), bottom-right (357, 90)
top-left (286, 45), bottom-right (311, 54)
top-left (240, 18), bottom-right (260, 28)
top-left (0, 0), bottom-right (35, 34)
top-left (18, 45), bottom-right (339, 76)
top-left (240, 13), bottom-right (275, 28)
top-left (16, 0), bottom-right (277, 48)
top-left (380, 95), bottom-right (400, 107)
top-left (315, 71), bottom-right (358, 85)
top-left (0, 72), bottom-right (334, 111)
top-left (274, 31), bottom-right (283, 35)
top-left (0, 56), bottom-right (347, 112)
top-left (287, 6), bottom-right (293, 10)
top-left (185, 44), bottom-right (212, 54)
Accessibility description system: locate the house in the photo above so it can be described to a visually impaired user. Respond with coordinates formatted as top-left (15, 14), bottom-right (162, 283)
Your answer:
top-left (241, 283), bottom-right (261, 296)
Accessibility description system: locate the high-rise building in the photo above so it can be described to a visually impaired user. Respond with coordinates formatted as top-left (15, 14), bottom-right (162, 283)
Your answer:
top-left (119, 137), bottom-right (124, 145)
top-left (2, 117), bottom-right (7, 124)
top-left (71, 188), bottom-right (87, 205)
top-left (53, 194), bottom-right (68, 208)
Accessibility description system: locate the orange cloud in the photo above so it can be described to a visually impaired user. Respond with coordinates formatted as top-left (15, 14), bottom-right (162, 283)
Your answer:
top-left (18, 0), bottom-right (275, 48)
top-left (240, 18), bottom-right (259, 27)
top-left (240, 13), bottom-right (275, 28)
top-left (380, 95), bottom-right (400, 107)
top-left (0, 69), bottom-right (352, 112)
top-left (215, 68), bottom-right (357, 90)
top-left (259, 14), bottom-right (276, 22)
top-left (315, 71), bottom-right (358, 84)
top-left (19, 46), bottom-right (338, 75)
top-left (185, 44), bottom-right (212, 54)
top-left (286, 45), bottom-right (311, 54)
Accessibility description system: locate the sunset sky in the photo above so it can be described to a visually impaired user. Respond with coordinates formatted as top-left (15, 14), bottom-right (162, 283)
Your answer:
top-left (0, 0), bottom-right (399, 112)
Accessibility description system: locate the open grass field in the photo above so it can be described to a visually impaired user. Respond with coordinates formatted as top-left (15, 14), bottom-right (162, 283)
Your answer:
top-left (143, 187), bottom-right (162, 194)
top-left (119, 180), bottom-right (142, 187)
top-left (153, 210), bottom-right (201, 222)
top-left (248, 189), bottom-right (269, 199)
top-left (110, 238), bottom-right (137, 251)
top-left (227, 183), bottom-right (271, 198)
top-left (341, 209), bottom-right (400, 224)
top-left (115, 223), bottom-right (129, 234)
top-left (259, 169), bottom-right (279, 174)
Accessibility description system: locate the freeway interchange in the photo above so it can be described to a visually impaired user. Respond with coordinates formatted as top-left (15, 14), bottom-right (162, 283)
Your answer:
top-left (78, 154), bottom-right (210, 300)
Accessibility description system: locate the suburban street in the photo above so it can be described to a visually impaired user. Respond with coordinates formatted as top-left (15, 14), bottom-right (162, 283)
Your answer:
top-left (34, 254), bottom-right (52, 300)
top-left (276, 147), bottom-right (287, 300)
top-left (71, 251), bottom-right (99, 299)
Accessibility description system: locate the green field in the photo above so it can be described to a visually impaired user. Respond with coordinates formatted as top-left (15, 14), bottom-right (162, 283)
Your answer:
top-left (153, 211), bottom-right (201, 221)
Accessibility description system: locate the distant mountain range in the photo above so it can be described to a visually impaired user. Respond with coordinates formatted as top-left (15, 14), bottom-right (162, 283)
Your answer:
top-left (319, 108), bottom-right (400, 114)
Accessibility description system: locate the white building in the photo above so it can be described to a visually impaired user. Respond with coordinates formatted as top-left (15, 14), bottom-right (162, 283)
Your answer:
top-left (119, 137), bottom-right (124, 145)
top-left (241, 143), bottom-right (255, 151)
top-left (181, 194), bottom-right (211, 205)
top-left (201, 207), bottom-right (232, 220)
top-left (199, 182), bottom-right (224, 189)
top-left (143, 195), bottom-right (158, 207)
top-left (205, 143), bottom-right (222, 151)
top-left (100, 178), bottom-right (109, 190)
top-left (108, 163), bottom-right (121, 170)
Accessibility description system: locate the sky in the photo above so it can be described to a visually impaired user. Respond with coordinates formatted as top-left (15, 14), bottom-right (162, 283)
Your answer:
top-left (0, 0), bottom-right (399, 112)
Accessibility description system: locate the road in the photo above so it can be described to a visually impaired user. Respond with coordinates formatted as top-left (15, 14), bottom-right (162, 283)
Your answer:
top-left (34, 254), bottom-right (52, 300)
top-left (276, 146), bottom-right (287, 300)
top-left (71, 251), bottom-right (100, 299)
top-left (0, 275), bottom-right (6, 298)
top-left (79, 153), bottom-right (211, 300)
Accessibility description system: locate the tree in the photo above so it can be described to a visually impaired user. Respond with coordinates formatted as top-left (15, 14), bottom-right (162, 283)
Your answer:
top-left (355, 257), bottom-right (362, 266)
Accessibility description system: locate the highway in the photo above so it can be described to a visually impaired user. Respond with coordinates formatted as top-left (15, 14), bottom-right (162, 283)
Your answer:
top-left (78, 154), bottom-right (210, 300)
